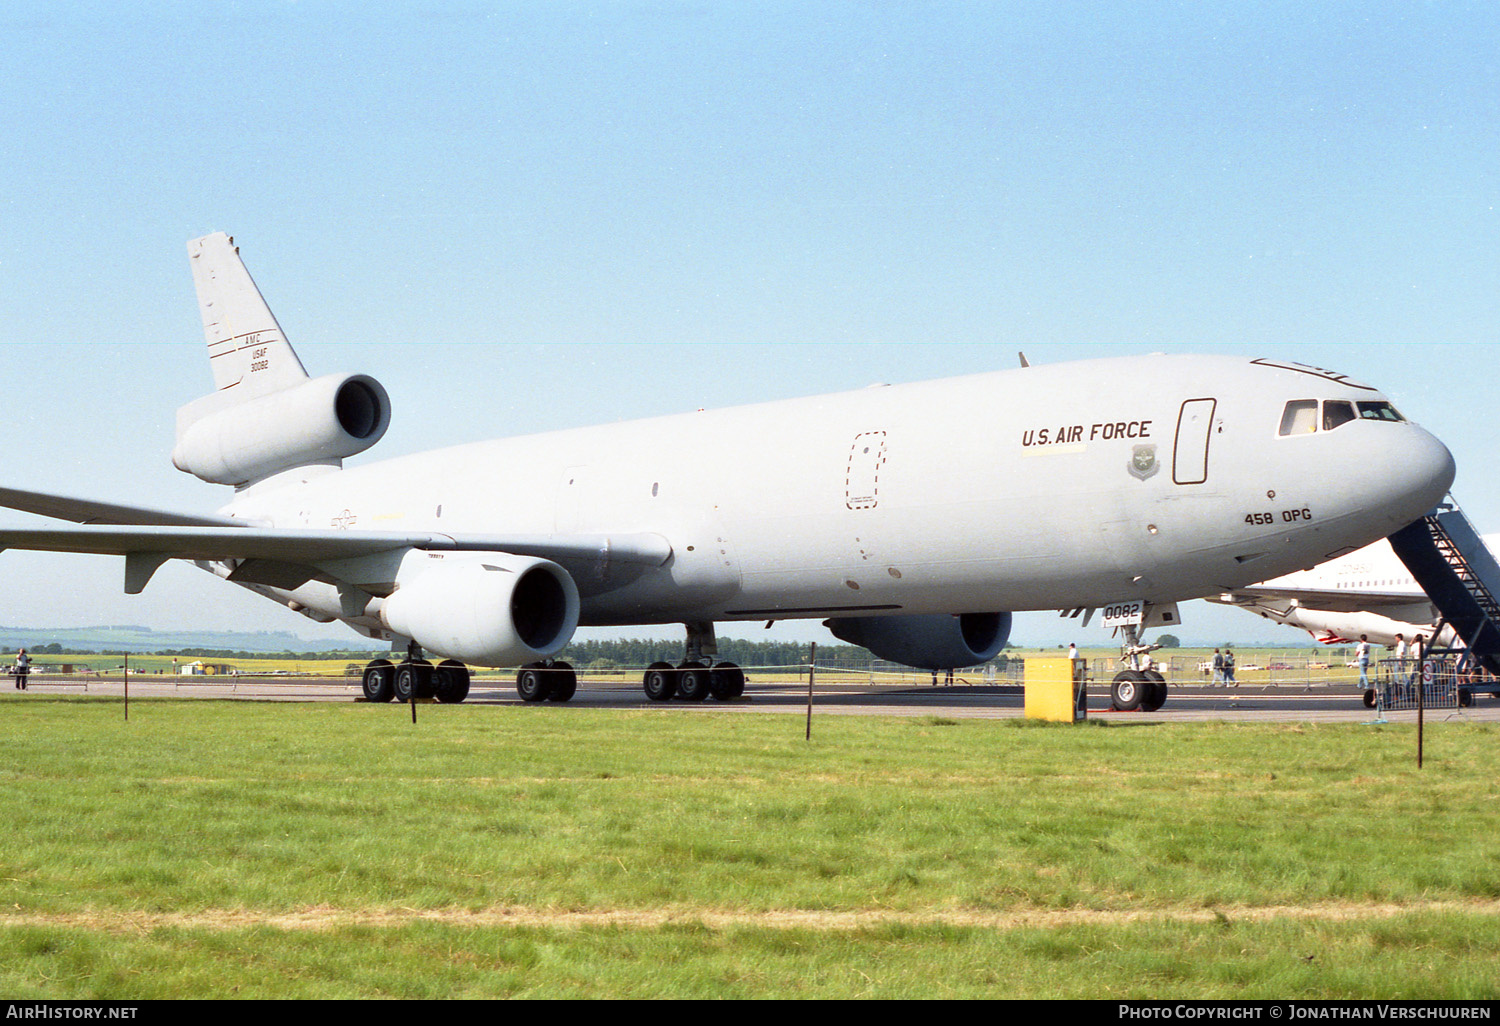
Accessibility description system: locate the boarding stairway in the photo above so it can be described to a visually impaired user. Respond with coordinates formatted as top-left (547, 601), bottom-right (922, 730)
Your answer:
top-left (1387, 505), bottom-right (1500, 686)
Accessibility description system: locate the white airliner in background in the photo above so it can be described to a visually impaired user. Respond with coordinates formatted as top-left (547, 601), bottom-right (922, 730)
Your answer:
top-left (1210, 533), bottom-right (1499, 648)
top-left (0, 233), bottom-right (1458, 711)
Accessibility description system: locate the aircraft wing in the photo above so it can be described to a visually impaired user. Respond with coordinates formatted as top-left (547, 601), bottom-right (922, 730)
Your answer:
top-left (1216, 585), bottom-right (1421, 613)
top-left (0, 524), bottom-right (673, 594)
top-left (0, 485), bottom-right (240, 527)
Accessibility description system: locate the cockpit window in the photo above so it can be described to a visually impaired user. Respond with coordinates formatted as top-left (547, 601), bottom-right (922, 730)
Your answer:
top-left (1279, 400), bottom-right (1319, 436)
top-left (1357, 401), bottom-right (1406, 423)
top-left (1323, 401), bottom-right (1357, 431)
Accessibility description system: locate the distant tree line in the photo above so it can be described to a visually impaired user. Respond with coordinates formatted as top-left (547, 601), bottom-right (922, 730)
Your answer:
top-left (4, 639), bottom-right (1038, 671)
top-left (555, 638), bottom-right (868, 669)
top-left (151, 648), bottom-right (390, 661)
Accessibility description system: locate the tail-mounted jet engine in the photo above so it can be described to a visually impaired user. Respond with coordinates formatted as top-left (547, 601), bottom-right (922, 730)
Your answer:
top-left (173, 373), bottom-right (392, 486)
top-left (380, 553), bottom-right (582, 668)
top-left (824, 612), bottom-right (1012, 670)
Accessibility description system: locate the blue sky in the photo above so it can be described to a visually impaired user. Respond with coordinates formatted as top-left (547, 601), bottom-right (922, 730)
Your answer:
top-left (1, 2), bottom-right (1495, 649)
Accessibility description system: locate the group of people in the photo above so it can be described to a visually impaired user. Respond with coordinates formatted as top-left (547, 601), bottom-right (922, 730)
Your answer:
top-left (1354, 632), bottom-right (1428, 690)
top-left (1209, 648), bottom-right (1237, 686)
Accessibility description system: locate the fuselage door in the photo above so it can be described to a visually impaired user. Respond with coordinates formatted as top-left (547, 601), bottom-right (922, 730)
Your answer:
top-left (1173, 399), bottom-right (1217, 486)
top-left (846, 432), bottom-right (887, 510)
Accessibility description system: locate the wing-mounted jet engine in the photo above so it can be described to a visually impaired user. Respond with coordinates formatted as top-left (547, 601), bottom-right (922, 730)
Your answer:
top-left (356, 551), bottom-right (583, 706)
top-left (380, 552), bottom-right (580, 668)
top-left (824, 613), bottom-right (1012, 671)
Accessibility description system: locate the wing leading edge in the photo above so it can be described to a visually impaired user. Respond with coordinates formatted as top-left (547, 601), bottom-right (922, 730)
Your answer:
top-left (0, 524), bottom-right (673, 594)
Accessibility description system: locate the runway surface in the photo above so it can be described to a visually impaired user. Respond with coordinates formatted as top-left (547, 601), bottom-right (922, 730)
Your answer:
top-left (10, 674), bottom-right (1498, 725)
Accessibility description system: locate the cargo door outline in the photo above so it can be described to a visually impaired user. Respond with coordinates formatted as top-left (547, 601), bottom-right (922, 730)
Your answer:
top-left (846, 432), bottom-right (887, 510)
top-left (1172, 399), bottom-right (1216, 486)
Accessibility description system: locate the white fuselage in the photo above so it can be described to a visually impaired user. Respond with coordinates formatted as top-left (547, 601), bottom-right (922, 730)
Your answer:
top-left (1213, 532), bottom-right (1500, 646)
top-left (215, 354), bottom-right (1455, 637)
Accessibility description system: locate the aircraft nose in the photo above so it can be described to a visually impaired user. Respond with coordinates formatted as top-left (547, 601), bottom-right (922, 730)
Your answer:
top-left (1381, 426), bottom-right (1456, 526)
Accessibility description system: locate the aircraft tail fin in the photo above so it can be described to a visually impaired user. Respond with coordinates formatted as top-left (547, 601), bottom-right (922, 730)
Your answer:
top-left (174, 233), bottom-right (392, 489)
top-left (187, 232), bottom-right (309, 398)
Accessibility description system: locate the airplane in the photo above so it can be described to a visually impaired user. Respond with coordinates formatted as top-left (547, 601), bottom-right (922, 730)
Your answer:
top-left (1211, 530), bottom-right (1500, 706)
top-left (1208, 535), bottom-right (1480, 649)
top-left (0, 233), bottom-right (1458, 711)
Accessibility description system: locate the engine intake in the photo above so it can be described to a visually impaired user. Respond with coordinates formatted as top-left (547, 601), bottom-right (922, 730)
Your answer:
top-left (381, 553), bottom-right (581, 667)
top-left (173, 373), bottom-right (391, 486)
top-left (825, 612), bottom-right (1012, 670)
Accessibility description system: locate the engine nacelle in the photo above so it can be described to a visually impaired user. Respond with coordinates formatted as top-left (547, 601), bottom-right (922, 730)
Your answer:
top-left (824, 612), bottom-right (1012, 670)
top-left (173, 373), bottom-right (391, 486)
top-left (380, 553), bottom-right (581, 667)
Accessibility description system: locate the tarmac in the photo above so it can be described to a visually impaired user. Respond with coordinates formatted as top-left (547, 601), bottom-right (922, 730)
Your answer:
top-left (8, 674), bottom-right (1498, 724)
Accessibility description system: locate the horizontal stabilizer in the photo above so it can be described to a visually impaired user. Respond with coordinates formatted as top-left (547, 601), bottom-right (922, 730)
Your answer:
top-left (0, 485), bottom-right (239, 528)
top-left (0, 525), bottom-right (673, 569)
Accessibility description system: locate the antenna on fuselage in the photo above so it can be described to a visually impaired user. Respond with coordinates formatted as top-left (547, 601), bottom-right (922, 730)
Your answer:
top-left (1019, 352), bottom-right (1031, 368)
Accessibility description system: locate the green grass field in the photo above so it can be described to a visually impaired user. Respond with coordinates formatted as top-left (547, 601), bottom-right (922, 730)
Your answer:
top-left (1, 698), bottom-right (1497, 999)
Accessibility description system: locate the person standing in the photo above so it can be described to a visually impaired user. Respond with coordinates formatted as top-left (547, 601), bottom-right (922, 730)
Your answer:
top-left (1356, 635), bottom-right (1372, 690)
top-left (13, 648), bottom-right (31, 691)
top-left (1211, 649), bottom-right (1225, 686)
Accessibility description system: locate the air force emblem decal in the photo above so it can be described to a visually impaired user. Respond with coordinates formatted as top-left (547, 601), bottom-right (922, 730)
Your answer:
top-left (1129, 445), bottom-right (1160, 481)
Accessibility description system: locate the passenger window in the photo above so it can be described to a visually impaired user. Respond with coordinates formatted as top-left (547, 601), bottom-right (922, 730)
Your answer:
top-left (1323, 401), bottom-right (1356, 431)
top-left (1357, 401), bottom-right (1406, 423)
top-left (1279, 400), bottom-right (1318, 436)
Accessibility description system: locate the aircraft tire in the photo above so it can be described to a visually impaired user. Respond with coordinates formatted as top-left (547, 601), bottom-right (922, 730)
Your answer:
top-left (434, 661), bottom-right (471, 704)
top-left (1363, 689), bottom-right (1378, 709)
top-left (1111, 670), bottom-right (1148, 712)
top-left (677, 663), bottom-right (712, 702)
top-left (395, 661), bottom-right (432, 704)
top-left (1140, 670), bottom-right (1167, 712)
top-left (414, 659), bottom-right (436, 699)
top-left (517, 665), bottom-right (553, 703)
top-left (546, 662), bottom-right (578, 703)
top-left (709, 662), bottom-right (746, 701)
top-left (643, 663), bottom-right (677, 701)
top-left (362, 660), bottom-right (396, 703)
top-left (1458, 689), bottom-right (1473, 708)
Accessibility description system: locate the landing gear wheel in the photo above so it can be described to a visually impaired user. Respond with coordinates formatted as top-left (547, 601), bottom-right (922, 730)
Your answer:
top-left (395, 660), bottom-right (433, 703)
top-left (1363, 688), bottom-right (1378, 709)
top-left (546, 661), bottom-right (578, 703)
top-left (434, 661), bottom-right (471, 704)
top-left (677, 663), bottom-right (712, 702)
top-left (709, 662), bottom-right (746, 701)
top-left (362, 660), bottom-right (395, 703)
top-left (1111, 670), bottom-right (1148, 712)
top-left (517, 665), bottom-right (552, 703)
top-left (1459, 689), bottom-right (1474, 708)
top-left (1139, 670), bottom-right (1168, 713)
top-left (643, 662), bottom-right (677, 702)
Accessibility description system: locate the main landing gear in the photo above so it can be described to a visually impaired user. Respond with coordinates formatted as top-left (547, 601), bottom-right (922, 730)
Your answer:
top-left (1110, 623), bottom-right (1168, 713)
top-left (642, 621), bottom-right (746, 703)
top-left (515, 661), bottom-right (578, 703)
top-left (360, 621), bottom-right (750, 707)
top-left (360, 650), bottom-right (574, 704)
top-left (361, 644), bottom-right (471, 704)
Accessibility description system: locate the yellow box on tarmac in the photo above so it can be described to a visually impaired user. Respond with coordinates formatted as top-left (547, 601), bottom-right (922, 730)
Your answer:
top-left (1025, 657), bottom-right (1084, 722)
